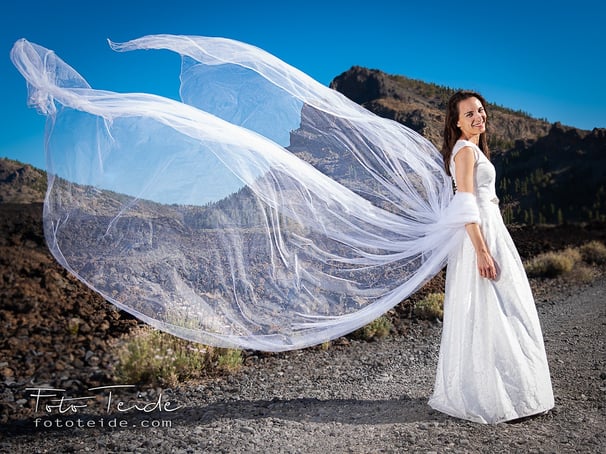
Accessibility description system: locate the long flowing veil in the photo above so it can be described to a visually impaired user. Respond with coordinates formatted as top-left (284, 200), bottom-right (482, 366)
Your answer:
top-left (10, 35), bottom-right (477, 351)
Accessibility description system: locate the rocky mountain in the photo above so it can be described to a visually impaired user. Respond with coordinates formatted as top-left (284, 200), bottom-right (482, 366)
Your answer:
top-left (330, 67), bottom-right (606, 224)
top-left (3, 66), bottom-right (605, 226)
top-left (0, 158), bottom-right (46, 203)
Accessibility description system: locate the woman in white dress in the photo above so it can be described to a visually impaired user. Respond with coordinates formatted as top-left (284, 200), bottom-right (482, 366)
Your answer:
top-left (428, 91), bottom-right (555, 424)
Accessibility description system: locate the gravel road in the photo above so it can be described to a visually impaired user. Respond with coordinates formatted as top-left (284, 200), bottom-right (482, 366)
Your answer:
top-left (3, 277), bottom-right (605, 454)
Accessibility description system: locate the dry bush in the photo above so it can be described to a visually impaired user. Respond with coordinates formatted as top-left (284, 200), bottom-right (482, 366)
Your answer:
top-left (566, 263), bottom-right (596, 284)
top-left (115, 326), bottom-right (241, 387)
top-left (524, 242), bottom-right (604, 282)
top-left (414, 292), bottom-right (444, 320)
top-left (524, 248), bottom-right (580, 278)
top-left (579, 240), bottom-right (606, 265)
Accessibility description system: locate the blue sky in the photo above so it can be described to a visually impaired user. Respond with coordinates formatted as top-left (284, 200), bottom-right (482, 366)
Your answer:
top-left (1, 0), bottom-right (604, 171)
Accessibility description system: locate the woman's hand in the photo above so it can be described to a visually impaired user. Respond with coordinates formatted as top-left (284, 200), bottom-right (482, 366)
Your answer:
top-left (464, 222), bottom-right (497, 280)
top-left (476, 249), bottom-right (498, 280)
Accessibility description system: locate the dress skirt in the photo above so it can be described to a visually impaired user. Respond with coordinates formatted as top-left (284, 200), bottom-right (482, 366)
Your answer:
top-left (428, 197), bottom-right (555, 424)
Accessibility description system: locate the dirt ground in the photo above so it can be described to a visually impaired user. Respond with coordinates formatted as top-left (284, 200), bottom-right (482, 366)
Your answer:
top-left (1, 202), bottom-right (605, 453)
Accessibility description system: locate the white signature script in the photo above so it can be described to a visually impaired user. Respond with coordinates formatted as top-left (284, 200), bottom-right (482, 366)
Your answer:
top-left (26, 385), bottom-right (183, 414)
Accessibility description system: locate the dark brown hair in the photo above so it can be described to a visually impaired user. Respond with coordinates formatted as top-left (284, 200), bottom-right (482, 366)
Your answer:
top-left (441, 90), bottom-right (490, 176)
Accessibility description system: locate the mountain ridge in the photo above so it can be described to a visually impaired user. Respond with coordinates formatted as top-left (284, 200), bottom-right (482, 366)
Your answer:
top-left (2, 67), bottom-right (605, 224)
top-left (329, 66), bottom-right (606, 224)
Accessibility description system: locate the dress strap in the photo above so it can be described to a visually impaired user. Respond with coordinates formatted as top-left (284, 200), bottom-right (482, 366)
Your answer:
top-left (452, 140), bottom-right (480, 162)
top-left (450, 140), bottom-right (480, 183)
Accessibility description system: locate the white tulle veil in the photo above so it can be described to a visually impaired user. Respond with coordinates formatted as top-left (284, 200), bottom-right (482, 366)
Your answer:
top-left (10, 35), bottom-right (480, 351)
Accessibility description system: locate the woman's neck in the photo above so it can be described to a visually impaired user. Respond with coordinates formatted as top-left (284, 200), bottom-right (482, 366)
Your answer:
top-left (459, 134), bottom-right (480, 145)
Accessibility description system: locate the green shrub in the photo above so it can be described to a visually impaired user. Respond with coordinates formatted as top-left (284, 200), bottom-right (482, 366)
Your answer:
top-left (414, 293), bottom-right (444, 320)
top-left (115, 326), bottom-right (241, 387)
top-left (353, 315), bottom-right (392, 341)
top-left (66, 317), bottom-right (80, 335)
top-left (579, 240), bottom-right (606, 265)
top-left (216, 348), bottom-right (243, 372)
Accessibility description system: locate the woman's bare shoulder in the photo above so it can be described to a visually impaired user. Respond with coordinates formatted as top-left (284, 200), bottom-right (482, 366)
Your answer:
top-left (452, 144), bottom-right (478, 163)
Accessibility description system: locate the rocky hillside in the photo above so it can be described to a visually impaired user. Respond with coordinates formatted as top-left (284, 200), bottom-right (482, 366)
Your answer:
top-left (0, 158), bottom-right (46, 203)
top-left (495, 123), bottom-right (606, 224)
top-left (330, 66), bottom-right (552, 151)
top-left (5, 68), bottom-right (605, 226)
top-left (0, 205), bottom-right (139, 424)
top-left (330, 66), bottom-right (606, 224)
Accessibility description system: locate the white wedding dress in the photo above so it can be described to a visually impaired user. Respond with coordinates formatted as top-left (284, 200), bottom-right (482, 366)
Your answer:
top-left (428, 140), bottom-right (555, 424)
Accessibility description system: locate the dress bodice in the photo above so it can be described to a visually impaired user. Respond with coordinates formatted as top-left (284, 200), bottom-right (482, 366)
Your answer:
top-left (450, 139), bottom-right (498, 204)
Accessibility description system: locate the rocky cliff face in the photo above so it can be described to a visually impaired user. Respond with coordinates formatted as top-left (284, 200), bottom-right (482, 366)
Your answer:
top-left (330, 66), bottom-right (606, 224)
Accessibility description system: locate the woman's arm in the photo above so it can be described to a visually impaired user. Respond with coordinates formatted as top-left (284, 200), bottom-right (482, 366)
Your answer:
top-left (453, 147), bottom-right (497, 280)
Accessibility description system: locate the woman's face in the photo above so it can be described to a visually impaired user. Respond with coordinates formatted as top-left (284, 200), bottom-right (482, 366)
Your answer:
top-left (456, 97), bottom-right (486, 140)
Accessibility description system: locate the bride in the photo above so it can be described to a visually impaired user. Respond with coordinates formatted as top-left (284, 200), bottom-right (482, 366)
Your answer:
top-left (428, 91), bottom-right (554, 423)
